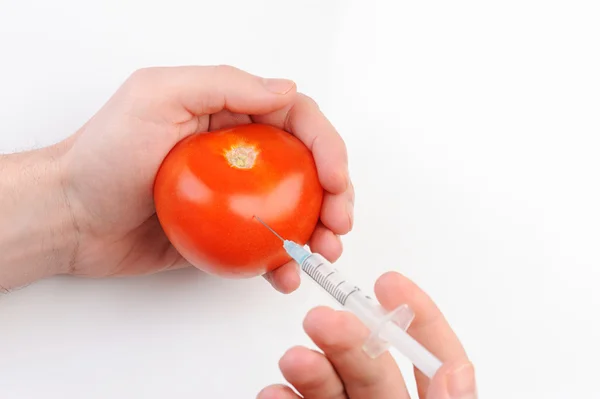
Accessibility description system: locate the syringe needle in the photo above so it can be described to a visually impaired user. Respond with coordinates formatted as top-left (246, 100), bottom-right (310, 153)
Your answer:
top-left (253, 215), bottom-right (285, 242)
top-left (254, 216), bottom-right (311, 265)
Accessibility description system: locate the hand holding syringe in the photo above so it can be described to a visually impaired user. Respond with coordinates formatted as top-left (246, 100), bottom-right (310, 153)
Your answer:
top-left (255, 216), bottom-right (442, 379)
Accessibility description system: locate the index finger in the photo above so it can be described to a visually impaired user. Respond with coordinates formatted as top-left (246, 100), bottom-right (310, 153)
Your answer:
top-left (251, 93), bottom-right (349, 194)
top-left (374, 272), bottom-right (471, 398)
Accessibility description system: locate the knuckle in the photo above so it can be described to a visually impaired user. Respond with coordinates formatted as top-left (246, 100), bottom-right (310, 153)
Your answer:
top-left (129, 67), bottom-right (155, 83)
top-left (212, 64), bottom-right (241, 78)
top-left (298, 93), bottom-right (320, 110)
top-left (124, 67), bottom-right (161, 95)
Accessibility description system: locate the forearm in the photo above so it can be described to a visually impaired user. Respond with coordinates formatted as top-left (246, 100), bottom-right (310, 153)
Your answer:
top-left (0, 144), bottom-right (77, 291)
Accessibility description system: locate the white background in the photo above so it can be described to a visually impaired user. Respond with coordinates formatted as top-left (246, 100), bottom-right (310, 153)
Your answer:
top-left (1, 1), bottom-right (599, 398)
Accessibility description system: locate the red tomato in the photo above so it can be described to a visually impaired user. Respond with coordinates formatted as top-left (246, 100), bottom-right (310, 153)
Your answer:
top-left (153, 123), bottom-right (323, 278)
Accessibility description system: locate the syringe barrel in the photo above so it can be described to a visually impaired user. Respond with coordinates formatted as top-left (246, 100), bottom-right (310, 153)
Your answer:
top-left (299, 253), bottom-right (388, 330)
top-left (299, 253), bottom-right (364, 306)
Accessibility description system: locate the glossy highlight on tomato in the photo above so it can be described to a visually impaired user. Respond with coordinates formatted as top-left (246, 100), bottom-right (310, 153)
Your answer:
top-left (153, 123), bottom-right (324, 277)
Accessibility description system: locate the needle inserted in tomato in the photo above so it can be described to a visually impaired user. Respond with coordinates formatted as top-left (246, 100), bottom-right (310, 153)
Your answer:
top-left (253, 216), bottom-right (285, 242)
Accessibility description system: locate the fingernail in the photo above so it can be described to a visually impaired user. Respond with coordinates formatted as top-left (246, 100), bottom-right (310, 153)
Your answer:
top-left (346, 200), bottom-right (354, 230)
top-left (447, 363), bottom-right (477, 399)
top-left (263, 78), bottom-right (295, 94)
top-left (336, 233), bottom-right (343, 250)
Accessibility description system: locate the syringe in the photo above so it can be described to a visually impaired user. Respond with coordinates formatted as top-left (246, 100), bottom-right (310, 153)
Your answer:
top-left (255, 216), bottom-right (442, 379)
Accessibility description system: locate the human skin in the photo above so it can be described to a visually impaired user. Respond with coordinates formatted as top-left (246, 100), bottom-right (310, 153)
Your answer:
top-left (0, 65), bottom-right (353, 293)
top-left (0, 65), bottom-right (476, 398)
top-left (258, 272), bottom-right (478, 399)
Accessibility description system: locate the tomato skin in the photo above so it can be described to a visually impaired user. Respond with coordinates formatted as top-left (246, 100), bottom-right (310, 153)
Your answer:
top-left (153, 123), bottom-right (323, 277)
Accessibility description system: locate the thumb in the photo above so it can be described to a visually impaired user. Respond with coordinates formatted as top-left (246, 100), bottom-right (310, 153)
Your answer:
top-left (126, 64), bottom-right (297, 118)
top-left (426, 360), bottom-right (478, 399)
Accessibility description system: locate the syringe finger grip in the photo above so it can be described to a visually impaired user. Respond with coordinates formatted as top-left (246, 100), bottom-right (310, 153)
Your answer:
top-left (363, 304), bottom-right (415, 358)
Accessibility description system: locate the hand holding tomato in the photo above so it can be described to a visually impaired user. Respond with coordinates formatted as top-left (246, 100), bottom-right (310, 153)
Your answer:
top-left (59, 65), bottom-right (353, 293)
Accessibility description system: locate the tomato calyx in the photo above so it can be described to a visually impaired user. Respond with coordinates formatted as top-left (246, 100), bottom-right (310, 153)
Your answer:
top-left (224, 144), bottom-right (259, 169)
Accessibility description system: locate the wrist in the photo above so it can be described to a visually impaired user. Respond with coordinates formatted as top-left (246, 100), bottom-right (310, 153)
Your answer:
top-left (0, 142), bottom-right (78, 291)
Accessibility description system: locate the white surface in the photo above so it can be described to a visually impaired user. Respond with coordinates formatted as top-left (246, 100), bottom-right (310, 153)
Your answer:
top-left (1, 0), bottom-right (599, 398)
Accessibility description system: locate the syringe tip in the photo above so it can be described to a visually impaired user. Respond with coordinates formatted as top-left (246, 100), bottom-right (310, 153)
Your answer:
top-left (283, 240), bottom-right (310, 265)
